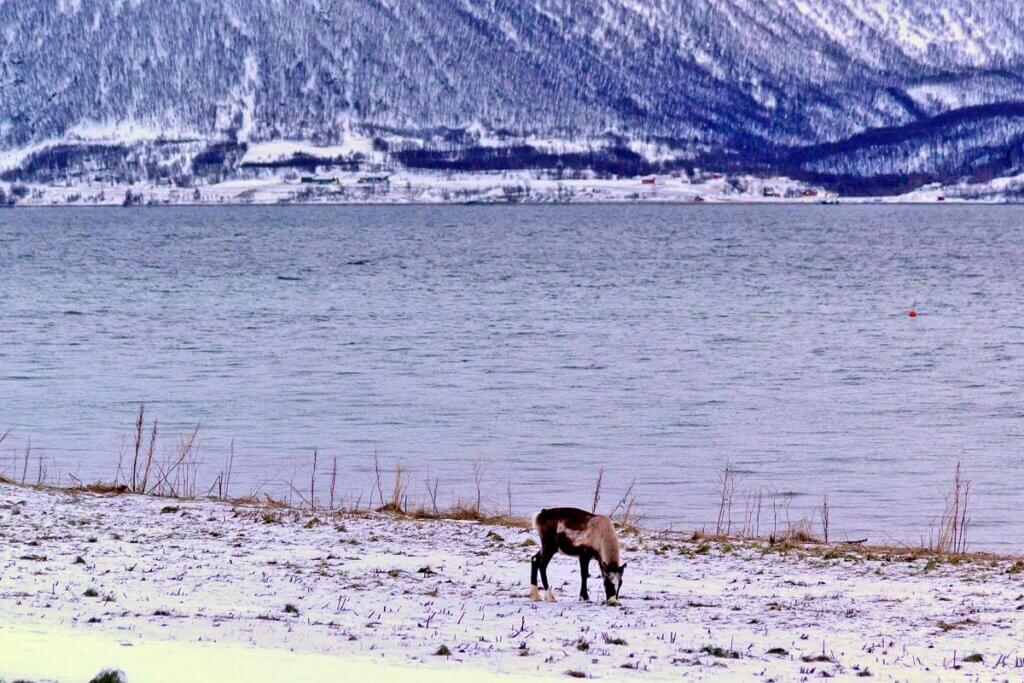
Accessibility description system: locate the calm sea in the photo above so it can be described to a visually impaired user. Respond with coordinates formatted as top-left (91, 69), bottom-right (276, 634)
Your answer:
top-left (2, 205), bottom-right (1022, 549)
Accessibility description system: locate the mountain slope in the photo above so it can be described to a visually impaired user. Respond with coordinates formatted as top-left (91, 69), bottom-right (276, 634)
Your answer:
top-left (2, 0), bottom-right (1024, 192)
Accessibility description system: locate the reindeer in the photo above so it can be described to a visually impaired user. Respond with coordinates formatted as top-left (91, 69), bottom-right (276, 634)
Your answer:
top-left (529, 507), bottom-right (627, 604)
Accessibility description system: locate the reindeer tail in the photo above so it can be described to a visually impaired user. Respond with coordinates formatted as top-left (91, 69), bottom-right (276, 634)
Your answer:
top-left (533, 509), bottom-right (547, 533)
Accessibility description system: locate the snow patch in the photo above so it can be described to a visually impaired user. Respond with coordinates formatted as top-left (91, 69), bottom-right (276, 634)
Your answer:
top-left (2, 483), bottom-right (1022, 682)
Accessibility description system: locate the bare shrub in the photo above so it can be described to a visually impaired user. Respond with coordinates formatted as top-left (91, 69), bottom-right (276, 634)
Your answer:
top-left (310, 449), bottom-right (318, 512)
top-left (741, 490), bottom-right (764, 538)
top-left (424, 470), bottom-right (440, 516)
top-left (714, 462), bottom-right (738, 535)
top-left (591, 466), bottom-right (604, 513)
top-left (140, 418), bottom-right (157, 494)
top-left (148, 425), bottom-right (200, 497)
top-left (471, 459), bottom-right (488, 514)
top-left (609, 477), bottom-right (638, 521)
top-left (328, 455), bottom-right (337, 512)
top-left (821, 493), bottom-right (830, 544)
top-left (373, 453), bottom-right (385, 508)
top-left (130, 404), bottom-right (144, 492)
top-left (20, 437), bottom-right (30, 485)
top-left (935, 461), bottom-right (972, 554)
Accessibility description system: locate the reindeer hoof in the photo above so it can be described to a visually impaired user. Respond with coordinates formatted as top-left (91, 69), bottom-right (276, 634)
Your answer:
top-left (605, 597), bottom-right (619, 606)
top-left (529, 585), bottom-right (541, 602)
top-left (544, 589), bottom-right (557, 602)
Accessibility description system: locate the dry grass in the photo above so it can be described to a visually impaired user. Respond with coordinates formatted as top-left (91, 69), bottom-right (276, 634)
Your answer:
top-left (445, 507), bottom-right (531, 529)
top-left (780, 518), bottom-right (823, 544)
top-left (376, 460), bottom-right (408, 513)
top-left (0, 414), bottom-right (1001, 560)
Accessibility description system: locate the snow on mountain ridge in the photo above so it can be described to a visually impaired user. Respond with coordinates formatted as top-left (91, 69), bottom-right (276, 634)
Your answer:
top-left (1, 0), bottom-right (1024, 191)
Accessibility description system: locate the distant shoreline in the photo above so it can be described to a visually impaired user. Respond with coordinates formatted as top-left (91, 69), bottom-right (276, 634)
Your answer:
top-left (1, 199), bottom-right (1009, 208)
top-left (4, 169), bottom-right (1009, 207)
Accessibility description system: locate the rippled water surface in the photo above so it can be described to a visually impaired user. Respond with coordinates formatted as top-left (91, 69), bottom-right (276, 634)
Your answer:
top-left (2, 205), bottom-right (1022, 549)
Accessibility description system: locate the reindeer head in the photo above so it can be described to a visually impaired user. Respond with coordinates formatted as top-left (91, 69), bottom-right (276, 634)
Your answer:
top-left (599, 561), bottom-right (627, 604)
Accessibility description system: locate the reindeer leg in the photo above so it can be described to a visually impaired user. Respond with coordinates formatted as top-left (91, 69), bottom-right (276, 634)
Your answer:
top-left (529, 551), bottom-right (541, 601)
top-left (539, 546), bottom-right (557, 602)
top-left (579, 553), bottom-right (590, 601)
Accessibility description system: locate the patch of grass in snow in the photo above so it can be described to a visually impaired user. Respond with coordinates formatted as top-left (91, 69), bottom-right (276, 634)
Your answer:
top-left (434, 644), bottom-right (451, 656)
top-left (283, 603), bottom-right (300, 615)
top-left (938, 618), bottom-right (977, 632)
top-left (962, 653), bottom-right (984, 663)
top-left (79, 483), bottom-right (130, 495)
top-left (18, 553), bottom-right (47, 562)
top-left (823, 548), bottom-right (858, 562)
top-left (83, 587), bottom-right (99, 597)
top-left (800, 654), bottom-right (833, 663)
top-left (701, 646), bottom-right (740, 659)
top-left (88, 669), bottom-right (127, 683)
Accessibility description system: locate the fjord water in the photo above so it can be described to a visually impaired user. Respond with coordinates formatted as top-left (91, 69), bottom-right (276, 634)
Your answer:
top-left (2, 206), bottom-right (1022, 549)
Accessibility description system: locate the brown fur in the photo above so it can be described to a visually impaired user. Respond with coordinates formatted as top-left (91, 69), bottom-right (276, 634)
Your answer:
top-left (534, 508), bottom-right (620, 566)
top-left (530, 507), bottom-right (626, 603)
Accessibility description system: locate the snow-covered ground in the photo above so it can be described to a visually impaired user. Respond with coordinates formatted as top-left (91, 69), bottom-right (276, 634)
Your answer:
top-left (1, 170), bottom-right (832, 207)
top-left (9, 170), bottom-right (1016, 207)
top-left (2, 483), bottom-right (1022, 682)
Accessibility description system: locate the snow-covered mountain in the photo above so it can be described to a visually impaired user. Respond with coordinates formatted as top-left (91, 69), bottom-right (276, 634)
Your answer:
top-left (2, 0), bottom-right (1024, 194)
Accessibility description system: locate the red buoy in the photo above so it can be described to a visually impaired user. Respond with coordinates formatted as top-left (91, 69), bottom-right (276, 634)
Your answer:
top-left (908, 309), bottom-right (917, 318)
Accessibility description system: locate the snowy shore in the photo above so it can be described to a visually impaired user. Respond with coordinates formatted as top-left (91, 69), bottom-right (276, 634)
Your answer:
top-left (2, 483), bottom-right (1022, 682)
top-left (6, 173), bottom-right (1013, 208)
top-left (2, 171), bottom-right (834, 207)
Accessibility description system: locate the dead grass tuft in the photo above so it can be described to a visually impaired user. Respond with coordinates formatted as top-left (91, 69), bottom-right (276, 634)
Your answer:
top-left (77, 482), bottom-right (130, 495)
